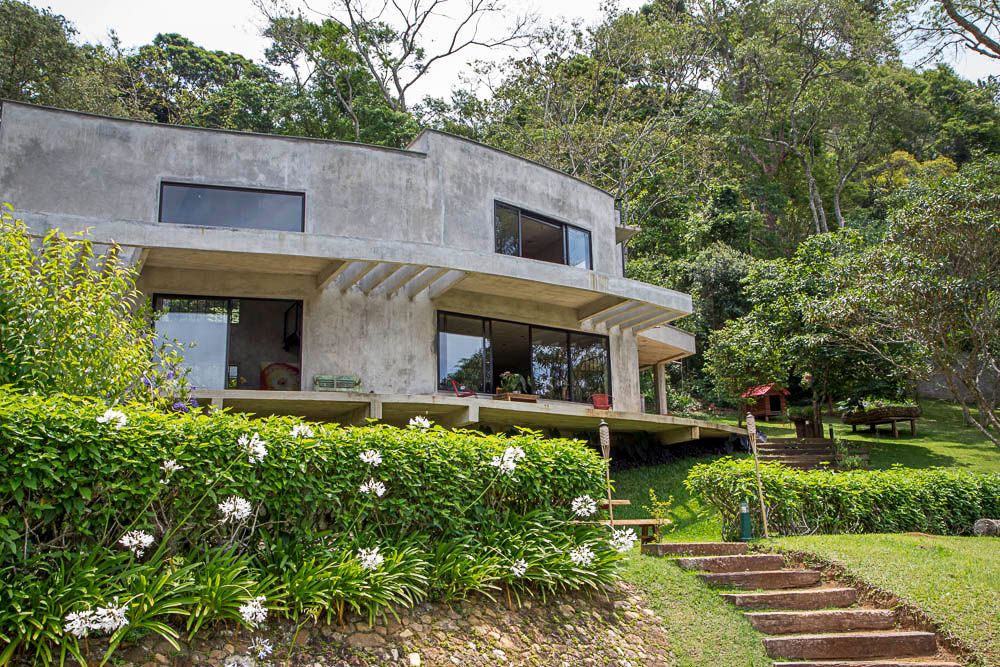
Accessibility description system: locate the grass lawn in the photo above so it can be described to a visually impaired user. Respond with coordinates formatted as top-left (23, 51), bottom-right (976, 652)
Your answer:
top-left (769, 533), bottom-right (1000, 667)
top-left (620, 552), bottom-right (772, 666)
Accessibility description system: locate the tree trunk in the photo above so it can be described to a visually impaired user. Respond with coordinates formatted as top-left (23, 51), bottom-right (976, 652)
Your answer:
top-left (833, 185), bottom-right (846, 230)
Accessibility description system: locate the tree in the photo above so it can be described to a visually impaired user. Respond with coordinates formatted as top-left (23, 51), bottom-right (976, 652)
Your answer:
top-left (817, 158), bottom-right (1000, 446)
top-left (0, 0), bottom-right (79, 104)
top-left (906, 0), bottom-right (1000, 60)
top-left (268, 0), bottom-right (534, 113)
top-left (0, 205), bottom-right (186, 404)
top-left (706, 231), bottom-right (911, 424)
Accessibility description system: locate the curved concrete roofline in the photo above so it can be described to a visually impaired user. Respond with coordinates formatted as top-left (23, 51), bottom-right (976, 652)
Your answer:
top-left (0, 99), bottom-right (428, 159)
top-left (17, 210), bottom-right (693, 315)
top-left (408, 128), bottom-right (618, 201)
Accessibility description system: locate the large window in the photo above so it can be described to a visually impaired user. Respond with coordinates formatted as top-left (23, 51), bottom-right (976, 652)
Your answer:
top-left (154, 295), bottom-right (303, 391)
top-left (494, 202), bottom-right (592, 269)
top-left (159, 182), bottom-right (304, 232)
top-left (437, 312), bottom-right (610, 402)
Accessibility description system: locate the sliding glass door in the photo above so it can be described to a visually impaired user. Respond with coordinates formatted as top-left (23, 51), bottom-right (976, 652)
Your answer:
top-left (437, 311), bottom-right (610, 402)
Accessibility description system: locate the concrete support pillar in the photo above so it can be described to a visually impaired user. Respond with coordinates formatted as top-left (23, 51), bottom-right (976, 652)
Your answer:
top-left (653, 361), bottom-right (668, 415)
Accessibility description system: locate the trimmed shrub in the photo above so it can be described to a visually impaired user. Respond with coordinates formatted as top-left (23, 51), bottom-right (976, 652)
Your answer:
top-left (685, 457), bottom-right (1000, 539)
top-left (0, 388), bottom-right (606, 563)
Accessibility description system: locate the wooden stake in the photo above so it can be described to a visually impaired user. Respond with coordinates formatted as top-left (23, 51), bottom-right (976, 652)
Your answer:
top-left (747, 413), bottom-right (770, 539)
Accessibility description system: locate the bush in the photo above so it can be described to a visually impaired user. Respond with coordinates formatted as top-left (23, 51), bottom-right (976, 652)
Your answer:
top-left (0, 389), bottom-right (634, 663)
top-left (685, 457), bottom-right (1000, 540)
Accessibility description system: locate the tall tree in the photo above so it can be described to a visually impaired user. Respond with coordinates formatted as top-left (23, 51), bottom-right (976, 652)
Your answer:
top-left (906, 0), bottom-right (1000, 60)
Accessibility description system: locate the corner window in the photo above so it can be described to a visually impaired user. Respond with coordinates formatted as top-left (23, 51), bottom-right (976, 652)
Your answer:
top-left (494, 202), bottom-right (592, 269)
top-left (159, 182), bottom-right (304, 232)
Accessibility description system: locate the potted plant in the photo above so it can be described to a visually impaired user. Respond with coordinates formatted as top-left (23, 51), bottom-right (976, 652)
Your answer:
top-left (495, 371), bottom-right (537, 403)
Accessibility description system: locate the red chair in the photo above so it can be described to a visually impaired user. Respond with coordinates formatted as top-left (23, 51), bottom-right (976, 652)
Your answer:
top-left (450, 379), bottom-right (476, 397)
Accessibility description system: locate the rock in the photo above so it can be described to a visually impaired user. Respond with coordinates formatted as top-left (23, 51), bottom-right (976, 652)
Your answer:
top-left (347, 633), bottom-right (382, 648)
top-left (209, 650), bottom-right (226, 660)
top-left (558, 604), bottom-right (574, 618)
top-left (624, 611), bottom-right (641, 621)
top-left (398, 628), bottom-right (414, 639)
top-left (408, 653), bottom-right (422, 666)
top-left (974, 518), bottom-right (1000, 536)
top-left (294, 629), bottom-right (310, 646)
top-left (154, 655), bottom-right (169, 665)
top-left (491, 649), bottom-right (506, 661)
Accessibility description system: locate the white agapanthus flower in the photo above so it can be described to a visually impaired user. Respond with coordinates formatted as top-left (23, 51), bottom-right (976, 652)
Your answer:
top-left (119, 530), bottom-right (155, 557)
top-left (609, 528), bottom-right (639, 554)
top-left (291, 424), bottom-right (314, 439)
top-left (489, 446), bottom-right (526, 475)
top-left (249, 636), bottom-right (273, 659)
top-left (509, 558), bottom-right (528, 577)
top-left (238, 596), bottom-right (268, 628)
top-left (218, 496), bottom-right (253, 524)
top-left (357, 546), bottom-right (384, 571)
top-left (408, 415), bottom-right (432, 429)
top-left (91, 598), bottom-right (129, 633)
top-left (360, 449), bottom-right (382, 466)
top-left (63, 609), bottom-right (95, 638)
top-left (571, 495), bottom-right (598, 517)
top-left (360, 478), bottom-right (386, 497)
top-left (96, 408), bottom-right (127, 429)
top-left (160, 459), bottom-right (183, 476)
top-left (569, 544), bottom-right (596, 567)
top-left (238, 432), bottom-right (268, 464)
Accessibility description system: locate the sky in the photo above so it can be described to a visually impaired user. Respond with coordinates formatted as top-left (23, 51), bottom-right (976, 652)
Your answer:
top-left (42, 0), bottom-right (999, 102)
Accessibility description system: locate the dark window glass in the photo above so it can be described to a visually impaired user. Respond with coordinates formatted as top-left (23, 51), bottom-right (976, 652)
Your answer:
top-left (494, 204), bottom-right (520, 256)
top-left (531, 327), bottom-right (570, 400)
top-left (490, 320), bottom-right (530, 392)
top-left (570, 332), bottom-right (609, 402)
top-left (567, 226), bottom-right (592, 269)
top-left (438, 313), bottom-right (486, 392)
top-left (493, 202), bottom-right (591, 269)
top-left (160, 183), bottom-right (304, 232)
top-left (154, 296), bottom-right (302, 391)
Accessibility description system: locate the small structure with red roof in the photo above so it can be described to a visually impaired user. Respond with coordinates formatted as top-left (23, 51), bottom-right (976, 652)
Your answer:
top-left (741, 383), bottom-right (789, 423)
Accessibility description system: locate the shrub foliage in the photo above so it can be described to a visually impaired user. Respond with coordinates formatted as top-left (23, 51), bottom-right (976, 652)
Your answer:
top-left (685, 457), bottom-right (1000, 540)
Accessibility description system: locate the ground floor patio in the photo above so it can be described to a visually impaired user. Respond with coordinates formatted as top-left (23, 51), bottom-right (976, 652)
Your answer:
top-left (192, 389), bottom-right (744, 444)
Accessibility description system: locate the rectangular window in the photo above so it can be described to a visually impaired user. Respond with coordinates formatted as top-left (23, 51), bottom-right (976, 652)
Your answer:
top-left (154, 295), bottom-right (302, 391)
top-left (159, 182), bottom-right (304, 232)
top-left (493, 202), bottom-right (592, 269)
top-left (437, 311), bottom-right (610, 402)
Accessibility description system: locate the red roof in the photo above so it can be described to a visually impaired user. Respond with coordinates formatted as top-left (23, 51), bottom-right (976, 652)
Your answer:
top-left (742, 383), bottom-right (790, 398)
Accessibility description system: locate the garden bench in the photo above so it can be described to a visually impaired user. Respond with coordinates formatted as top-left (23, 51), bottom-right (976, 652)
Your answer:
top-left (843, 405), bottom-right (921, 439)
top-left (851, 417), bottom-right (917, 438)
top-left (599, 518), bottom-right (670, 544)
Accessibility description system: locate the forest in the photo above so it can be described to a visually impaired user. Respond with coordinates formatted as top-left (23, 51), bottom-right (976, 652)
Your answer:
top-left (2, 0), bottom-right (998, 434)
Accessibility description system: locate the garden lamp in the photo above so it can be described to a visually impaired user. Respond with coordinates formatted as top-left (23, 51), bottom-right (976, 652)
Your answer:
top-left (746, 412), bottom-right (770, 538)
top-left (599, 420), bottom-right (613, 522)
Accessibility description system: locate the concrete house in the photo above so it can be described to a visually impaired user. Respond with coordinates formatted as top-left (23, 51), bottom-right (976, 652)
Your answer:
top-left (0, 101), bottom-right (739, 442)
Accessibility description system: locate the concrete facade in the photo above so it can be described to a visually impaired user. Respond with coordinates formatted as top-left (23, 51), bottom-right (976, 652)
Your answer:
top-left (0, 101), bottom-right (700, 421)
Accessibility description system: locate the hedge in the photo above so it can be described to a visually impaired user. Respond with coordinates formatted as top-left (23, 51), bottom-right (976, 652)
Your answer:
top-left (685, 457), bottom-right (1000, 540)
top-left (0, 388), bottom-right (606, 564)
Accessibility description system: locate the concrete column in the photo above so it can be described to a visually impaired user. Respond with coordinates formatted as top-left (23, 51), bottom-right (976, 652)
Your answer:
top-left (653, 361), bottom-right (668, 415)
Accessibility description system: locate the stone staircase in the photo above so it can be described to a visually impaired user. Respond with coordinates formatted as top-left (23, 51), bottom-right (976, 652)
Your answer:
top-left (641, 542), bottom-right (962, 666)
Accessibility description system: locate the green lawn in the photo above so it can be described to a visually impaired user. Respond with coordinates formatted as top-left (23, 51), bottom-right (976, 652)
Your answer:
top-left (620, 552), bottom-right (772, 666)
top-left (768, 534), bottom-right (1000, 667)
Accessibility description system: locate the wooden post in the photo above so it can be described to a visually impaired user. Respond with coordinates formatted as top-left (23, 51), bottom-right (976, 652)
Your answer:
top-left (746, 413), bottom-right (770, 539)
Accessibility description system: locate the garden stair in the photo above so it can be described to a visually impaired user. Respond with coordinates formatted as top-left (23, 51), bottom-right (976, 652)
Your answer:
top-left (640, 542), bottom-right (961, 666)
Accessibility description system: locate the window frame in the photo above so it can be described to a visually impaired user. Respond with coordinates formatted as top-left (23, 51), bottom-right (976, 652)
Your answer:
top-left (436, 310), bottom-right (611, 402)
top-left (158, 181), bottom-right (306, 233)
top-left (493, 201), bottom-right (592, 270)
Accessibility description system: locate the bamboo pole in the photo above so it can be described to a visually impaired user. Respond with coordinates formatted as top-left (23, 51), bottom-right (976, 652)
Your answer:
top-left (746, 413), bottom-right (770, 539)
top-left (600, 420), bottom-right (613, 524)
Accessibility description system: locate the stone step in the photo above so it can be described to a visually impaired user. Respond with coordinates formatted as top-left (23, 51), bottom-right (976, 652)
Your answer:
top-left (641, 542), bottom-right (747, 557)
top-left (745, 609), bottom-right (897, 634)
top-left (757, 447), bottom-right (837, 455)
top-left (768, 438), bottom-right (836, 444)
top-left (760, 454), bottom-right (837, 463)
top-left (699, 569), bottom-right (822, 590)
top-left (675, 554), bottom-right (785, 573)
top-left (772, 662), bottom-right (961, 667)
top-left (763, 631), bottom-right (938, 660)
top-left (721, 587), bottom-right (858, 610)
top-left (773, 662), bottom-right (961, 667)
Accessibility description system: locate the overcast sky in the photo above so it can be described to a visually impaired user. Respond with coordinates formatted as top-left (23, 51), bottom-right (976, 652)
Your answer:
top-left (43, 0), bottom-right (998, 102)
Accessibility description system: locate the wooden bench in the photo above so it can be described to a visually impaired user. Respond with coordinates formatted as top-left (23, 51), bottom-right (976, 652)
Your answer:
top-left (851, 418), bottom-right (917, 438)
top-left (599, 518), bottom-right (671, 544)
top-left (599, 499), bottom-right (631, 509)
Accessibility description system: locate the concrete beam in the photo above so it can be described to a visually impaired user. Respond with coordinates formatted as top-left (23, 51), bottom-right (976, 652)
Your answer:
top-left (427, 270), bottom-right (467, 299)
top-left (381, 265), bottom-right (425, 298)
top-left (657, 426), bottom-right (699, 445)
top-left (359, 263), bottom-right (403, 295)
top-left (607, 304), bottom-right (660, 329)
top-left (631, 311), bottom-right (680, 333)
top-left (576, 295), bottom-right (628, 324)
top-left (589, 301), bottom-right (642, 325)
top-left (406, 267), bottom-right (450, 300)
top-left (337, 261), bottom-right (378, 292)
top-left (438, 404), bottom-right (480, 428)
top-left (315, 259), bottom-right (353, 292)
